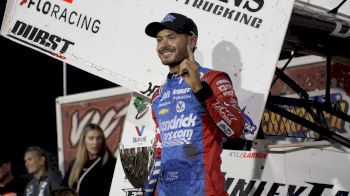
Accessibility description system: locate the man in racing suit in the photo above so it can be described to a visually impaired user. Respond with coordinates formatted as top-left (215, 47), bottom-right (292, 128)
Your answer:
top-left (144, 13), bottom-right (245, 196)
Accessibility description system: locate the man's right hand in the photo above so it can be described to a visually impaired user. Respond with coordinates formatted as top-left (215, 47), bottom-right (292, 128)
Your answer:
top-left (179, 44), bottom-right (203, 93)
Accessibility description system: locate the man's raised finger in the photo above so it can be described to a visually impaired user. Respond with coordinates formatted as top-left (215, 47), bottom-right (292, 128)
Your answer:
top-left (187, 44), bottom-right (195, 63)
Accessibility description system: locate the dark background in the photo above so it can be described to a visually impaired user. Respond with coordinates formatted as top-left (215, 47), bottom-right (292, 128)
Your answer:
top-left (0, 1), bottom-right (116, 175)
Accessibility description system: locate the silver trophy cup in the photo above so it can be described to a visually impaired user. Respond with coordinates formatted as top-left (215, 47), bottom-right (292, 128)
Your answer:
top-left (119, 146), bottom-right (155, 188)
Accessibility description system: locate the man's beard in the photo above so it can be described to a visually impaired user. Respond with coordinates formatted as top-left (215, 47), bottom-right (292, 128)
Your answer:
top-left (159, 47), bottom-right (188, 67)
top-left (161, 58), bottom-right (181, 67)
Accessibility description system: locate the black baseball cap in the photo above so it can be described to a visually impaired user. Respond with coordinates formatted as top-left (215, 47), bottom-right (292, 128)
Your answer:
top-left (145, 13), bottom-right (198, 38)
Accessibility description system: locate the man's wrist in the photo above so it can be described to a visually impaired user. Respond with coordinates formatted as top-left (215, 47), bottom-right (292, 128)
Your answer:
top-left (194, 81), bottom-right (213, 103)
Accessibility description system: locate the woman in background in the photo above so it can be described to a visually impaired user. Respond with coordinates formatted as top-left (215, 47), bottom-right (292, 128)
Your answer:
top-left (62, 123), bottom-right (116, 196)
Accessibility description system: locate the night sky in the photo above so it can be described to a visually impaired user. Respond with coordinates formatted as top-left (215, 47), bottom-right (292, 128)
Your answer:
top-left (0, 1), bottom-right (117, 174)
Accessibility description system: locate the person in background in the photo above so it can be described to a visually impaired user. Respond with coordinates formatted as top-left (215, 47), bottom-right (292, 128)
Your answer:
top-left (62, 123), bottom-right (116, 196)
top-left (50, 188), bottom-right (77, 196)
top-left (0, 151), bottom-right (27, 196)
top-left (143, 13), bottom-right (245, 196)
top-left (24, 146), bottom-right (62, 196)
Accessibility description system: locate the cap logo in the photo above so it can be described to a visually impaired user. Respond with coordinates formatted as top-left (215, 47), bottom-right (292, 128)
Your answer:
top-left (161, 14), bottom-right (176, 23)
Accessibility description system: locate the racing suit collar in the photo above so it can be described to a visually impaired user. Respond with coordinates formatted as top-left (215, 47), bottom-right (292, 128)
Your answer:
top-left (167, 72), bottom-right (180, 80)
top-left (166, 61), bottom-right (201, 80)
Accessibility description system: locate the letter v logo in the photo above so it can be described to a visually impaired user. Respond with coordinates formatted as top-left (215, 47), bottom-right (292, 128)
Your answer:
top-left (135, 125), bottom-right (145, 136)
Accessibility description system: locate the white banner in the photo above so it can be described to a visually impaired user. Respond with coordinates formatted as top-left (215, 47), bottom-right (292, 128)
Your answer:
top-left (1, 0), bottom-right (295, 140)
top-left (222, 139), bottom-right (350, 196)
top-left (119, 93), bottom-right (156, 149)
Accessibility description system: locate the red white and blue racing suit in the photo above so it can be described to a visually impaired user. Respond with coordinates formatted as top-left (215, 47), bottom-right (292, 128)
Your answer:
top-left (144, 64), bottom-right (244, 196)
